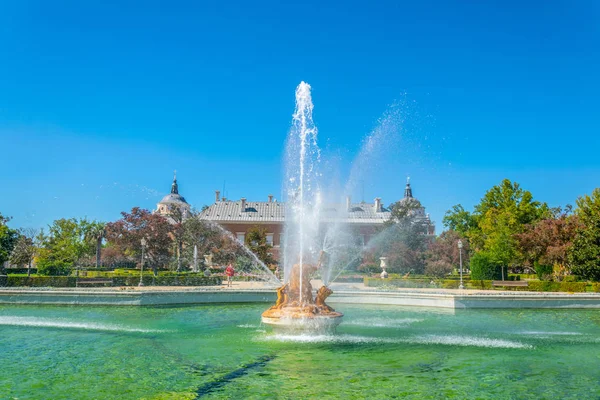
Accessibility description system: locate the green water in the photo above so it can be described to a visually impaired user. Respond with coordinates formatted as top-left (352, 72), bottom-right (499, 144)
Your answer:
top-left (1, 303), bottom-right (600, 399)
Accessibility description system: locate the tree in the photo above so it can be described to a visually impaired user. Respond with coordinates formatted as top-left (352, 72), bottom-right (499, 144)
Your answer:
top-left (0, 213), bottom-right (19, 269)
top-left (516, 207), bottom-right (580, 277)
top-left (444, 179), bottom-right (548, 270)
top-left (105, 207), bottom-right (174, 274)
top-left (470, 251), bottom-right (508, 280)
top-left (245, 226), bottom-right (276, 266)
top-left (35, 218), bottom-right (95, 275)
top-left (425, 230), bottom-right (470, 277)
top-left (443, 205), bottom-right (477, 237)
top-left (9, 228), bottom-right (39, 276)
top-left (364, 218), bottom-right (431, 274)
top-left (163, 204), bottom-right (186, 272)
top-left (387, 197), bottom-right (424, 224)
top-left (84, 222), bottom-right (106, 268)
top-left (569, 189), bottom-right (600, 281)
top-left (180, 216), bottom-right (236, 268)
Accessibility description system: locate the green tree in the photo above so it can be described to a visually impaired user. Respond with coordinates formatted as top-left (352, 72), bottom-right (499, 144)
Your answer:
top-left (443, 205), bottom-right (477, 237)
top-left (163, 204), bottom-right (187, 272)
top-left (180, 215), bottom-right (224, 269)
top-left (569, 189), bottom-right (600, 281)
top-left (36, 218), bottom-right (95, 275)
top-left (444, 179), bottom-right (548, 270)
top-left (245, 226), bottom-right (276, 266)
top-left (364, 218), bottom-right (431, 274)
top-left (0, 213), bottom-right (19, 269)
top-left (470, 251), bottom-right (508, 280)
top-left (9, 228), bottom-right (39, 276)
top-left (84, 222), bottom-right (106, 268)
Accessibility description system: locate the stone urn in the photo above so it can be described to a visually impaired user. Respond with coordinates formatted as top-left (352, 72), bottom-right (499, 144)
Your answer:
top-left (379, 257), bottom-right (389, 279)
top-left (203, 254), bottom-right (213, 267)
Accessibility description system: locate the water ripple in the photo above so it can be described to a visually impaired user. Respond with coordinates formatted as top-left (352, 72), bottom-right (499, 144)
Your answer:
top-left (0, 316), bottom-right (168, 333)
top-left (258, 333), bottom-right (532, 349)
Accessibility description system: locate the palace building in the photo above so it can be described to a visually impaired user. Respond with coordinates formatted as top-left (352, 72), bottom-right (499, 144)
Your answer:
top-left (196, 179), bottom-right (434, 262)
top-left (154, 173), bottom-right (434, 262)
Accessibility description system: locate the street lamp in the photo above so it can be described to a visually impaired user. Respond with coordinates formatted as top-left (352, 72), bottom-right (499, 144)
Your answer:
top-left (458, 239), bottom-right (464, 290)
top-left (139, 238), bottom-right (147, 287)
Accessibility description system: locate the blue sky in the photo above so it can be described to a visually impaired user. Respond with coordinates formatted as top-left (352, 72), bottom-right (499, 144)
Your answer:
top-left (1, 0), bottom-right (599, 231)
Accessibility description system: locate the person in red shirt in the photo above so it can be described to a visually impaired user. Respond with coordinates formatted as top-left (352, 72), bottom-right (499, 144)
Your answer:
top-left (225, 264), bottom-right (235, 287)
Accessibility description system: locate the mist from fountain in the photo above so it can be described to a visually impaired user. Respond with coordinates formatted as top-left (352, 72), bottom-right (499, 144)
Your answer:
top-left (203, 220), bottom-right (280, 285)
top-left (283, 81), bottom-right (322, 304)
top-left (317, 105), bottom-right (403, 285)
top-left (282, 82), bottom-right (404, 288)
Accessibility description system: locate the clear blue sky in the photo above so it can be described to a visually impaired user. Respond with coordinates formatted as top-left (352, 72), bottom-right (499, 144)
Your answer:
top-left (1, 0), bottom-right (599, 232)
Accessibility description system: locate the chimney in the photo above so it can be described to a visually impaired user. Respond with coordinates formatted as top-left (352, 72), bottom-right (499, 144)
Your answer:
top-left (374, 197), bottom-right (382, 212)
top-left (346, 195), bottom-right (352, 211)
top-left (215, 190), bottom-right (221, 202)
top-left (240, 197), bottom-right (247, 212)
top-left (268, 194), bottom-right (273, 203)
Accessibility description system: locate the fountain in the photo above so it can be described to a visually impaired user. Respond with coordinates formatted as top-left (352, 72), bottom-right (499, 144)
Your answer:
top-left (262, 82), bottom-right (343, 330)
top-left (262, 250), bottom-right (343, 329)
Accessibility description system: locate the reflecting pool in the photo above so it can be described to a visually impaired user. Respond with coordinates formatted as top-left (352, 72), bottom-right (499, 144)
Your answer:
top-left (1, 303), bottom-right (599, 399)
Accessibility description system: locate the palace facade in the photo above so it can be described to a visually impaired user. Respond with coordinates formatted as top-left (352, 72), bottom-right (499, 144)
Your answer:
top-left (154, 174), bottom-right (434, 262)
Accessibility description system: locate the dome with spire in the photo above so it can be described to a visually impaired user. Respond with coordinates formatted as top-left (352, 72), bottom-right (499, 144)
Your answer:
top-left (156, 171), bottom-right (190, 216)
top-left (398, 176), bottom-right (426, 217)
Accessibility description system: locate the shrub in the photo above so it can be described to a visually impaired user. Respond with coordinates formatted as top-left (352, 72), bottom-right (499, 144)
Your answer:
top-left (527, 281), bottom-right (561, 292)
top-left (470, 252), bottom-right (508, 280)
top-left (535, 262), bottom-right (553, 281)
top-left (425, 259), bottom-right (453, 278)
top-left (469, 280), bottom-right (492, 290)
top-left (592, 283), bottom-right (600, 293)
top-left (357, 263), bottom-right (379, 274)
top-left (441, 280), bottom-right (460, 289)
top-left (559, 282), bottom-right (587, 292)
top-left (37, 259), bottom-right (73, 276)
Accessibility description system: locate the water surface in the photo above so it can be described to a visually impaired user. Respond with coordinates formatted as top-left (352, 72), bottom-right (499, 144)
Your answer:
top-left (1, 303), bottom-right (599, 399)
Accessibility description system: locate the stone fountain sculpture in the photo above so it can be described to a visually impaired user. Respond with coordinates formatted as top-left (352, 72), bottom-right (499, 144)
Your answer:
top-left (380, 257), bottom-right (389, 279)
top-left (262, 251), bottom-right (343, 329)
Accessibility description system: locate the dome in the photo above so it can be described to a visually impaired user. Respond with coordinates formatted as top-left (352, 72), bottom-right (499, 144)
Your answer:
top-left (156, 171), bottom-right (191, 216)
top-left (159, 193), bottom-right (188, 205)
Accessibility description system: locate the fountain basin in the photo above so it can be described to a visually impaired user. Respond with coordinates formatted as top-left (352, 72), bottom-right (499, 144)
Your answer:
top-left (261, 308), bottom-right (343, 331)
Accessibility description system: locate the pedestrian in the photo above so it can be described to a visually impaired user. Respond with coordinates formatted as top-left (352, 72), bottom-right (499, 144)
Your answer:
top-left (225, 264), bottom-right (235, 287)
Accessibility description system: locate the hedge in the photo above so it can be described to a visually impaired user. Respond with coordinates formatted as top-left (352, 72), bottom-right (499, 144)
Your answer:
top-left (441, 280), bottom-right (461, 289)
top-left (364, 278), bottom-right (434, 288)
top-left (469, 280), bottom-right (493, 290)
top-left (112, 275), bottom-right (221, 286)
top-left (1, 275), bottom-right (221, 287)
top-left (5, 268), bottom-right (38, 275)
top-left (559, 282), bottom-right (588, 292)
top-left (526, 281), bottom-right (587, 292)
top-left (7, 276), bottom-right (77, 287)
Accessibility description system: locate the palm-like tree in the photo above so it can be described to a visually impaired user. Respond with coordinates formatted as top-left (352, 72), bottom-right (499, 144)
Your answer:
top-left (85, 222), bottom-right (106, 268)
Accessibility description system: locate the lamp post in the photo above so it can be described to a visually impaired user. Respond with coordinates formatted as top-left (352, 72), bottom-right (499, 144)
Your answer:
top-left (458, 239), bottom-right (464, 289)
top-left (139, 238), bottom-right (147, 287)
